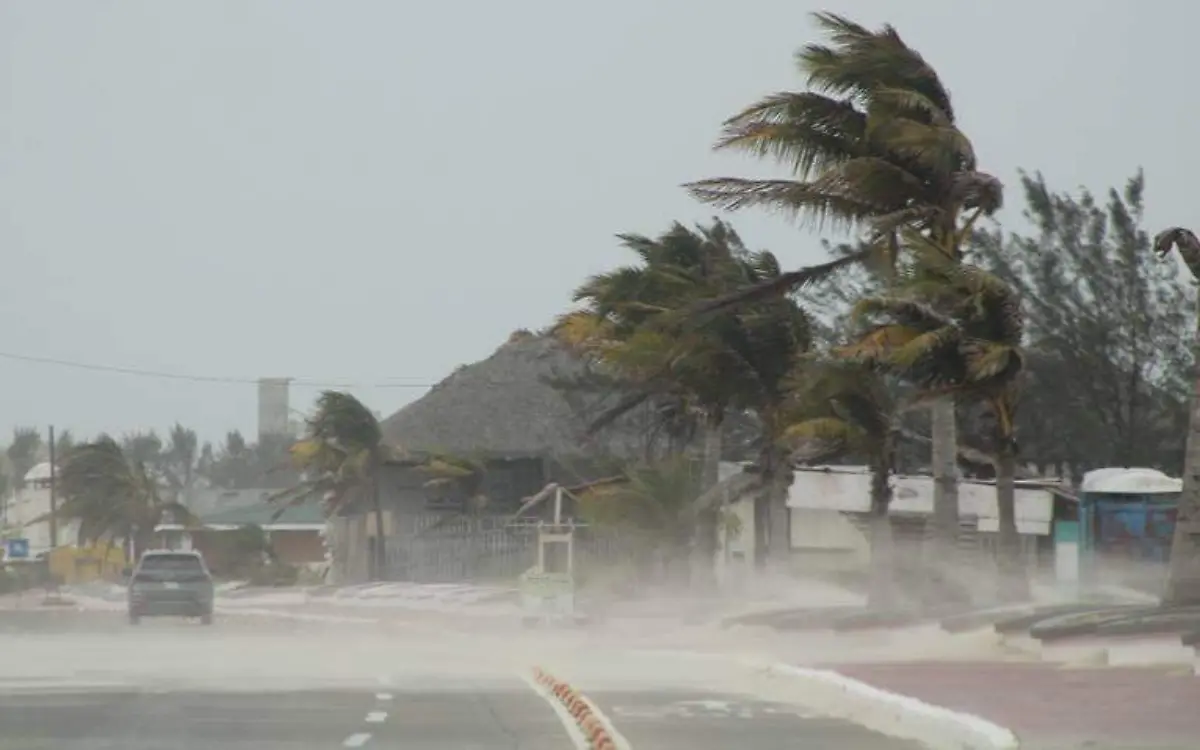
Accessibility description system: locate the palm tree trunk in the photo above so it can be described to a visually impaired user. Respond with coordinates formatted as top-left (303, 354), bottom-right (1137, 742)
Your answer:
top-left (994, 432), bottom-right (1029, 602)
top-left (925, 397), bottom-right (961, 599)
top-left (371, 477), bottom-right (387, 582)
top-left (1164, 308), bottom-right (1200, 605)
top-left (867, 453), bottom-right (896, 611)
top-left (691, 414), bottom-right (723, 590)
top-left (755, 437), bottom-right (792, 571)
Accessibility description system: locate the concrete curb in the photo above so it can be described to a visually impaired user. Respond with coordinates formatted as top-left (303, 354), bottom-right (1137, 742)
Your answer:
top-left (529, 667), bottom-right (626, 750)
top-left (768, 664), bottom-right (1020, 750)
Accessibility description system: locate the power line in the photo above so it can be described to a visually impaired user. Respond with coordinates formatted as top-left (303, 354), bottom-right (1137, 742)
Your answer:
top-left (0, 350), bottom-right (436, 389)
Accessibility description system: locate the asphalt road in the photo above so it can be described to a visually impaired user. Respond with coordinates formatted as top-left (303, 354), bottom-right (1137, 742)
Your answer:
top-left (0, 686), bottom-right (924, 749)
top-left (0, 605), bottom-right (926, 749)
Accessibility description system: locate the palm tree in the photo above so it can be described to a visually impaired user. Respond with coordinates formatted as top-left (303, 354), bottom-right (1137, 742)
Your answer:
top-left (1150, 228), bottom-right (1200, 605)
top-left (842, 245), bottom-right (1027, 601)
top-left (684, 12), bottom-right (1003, 567)
top-left (686, 12), bottom-right (1000, 249)
top-left (6, 427), bottom-right (43, 490)
top-left (718, 252), bottom-right (817, 569)
top-left (576, 456), bottom-right (708, 583)
top-left (161, 423), bottom-right (199, 498)
top-left (560, 220), bottom-right (767, 578)
top-left (563, 220), bottom-right (765, 483)
top-left (783, 359), bottom-right (901, 609)
top-left (272, 391), bottom-right (396, 581)
top-left (48, 436), bottom-right (197, 560)
top-left (418, 453), bottom-right (489, 515)
top-left (561, 220), bottom-right (816, 570)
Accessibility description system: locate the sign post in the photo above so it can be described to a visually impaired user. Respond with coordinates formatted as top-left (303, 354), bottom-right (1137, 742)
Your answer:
top-left (4, 538), bottom-right (29, 560)
top-left (519, 486), bottom-right (580, 627)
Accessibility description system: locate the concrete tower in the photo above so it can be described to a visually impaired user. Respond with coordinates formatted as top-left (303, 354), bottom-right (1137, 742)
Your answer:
top-left (257, 377), bottom-right (292, 440)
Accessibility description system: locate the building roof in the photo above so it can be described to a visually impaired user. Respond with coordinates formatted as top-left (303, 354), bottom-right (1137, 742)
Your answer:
top-left (24, 462), bottom-right (54, 482)
top-left (1080, 467), bottom-right (1181, 495)
top-left (199, 497), bottom-right (325, 528)
top-left (380, 332), bottom-right (656, 459)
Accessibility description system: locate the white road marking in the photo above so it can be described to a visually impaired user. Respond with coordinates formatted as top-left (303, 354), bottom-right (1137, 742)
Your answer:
top-left (365, 711), bottom-right (387, 723)
top-left (375, 692), bottom-right (393, 701)
top-left (343, 733), bottom-right (371, 748)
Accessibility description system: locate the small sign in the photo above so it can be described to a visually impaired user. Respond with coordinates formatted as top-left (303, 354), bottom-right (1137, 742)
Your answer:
top-left (5, 538), bottom-right (30, 560)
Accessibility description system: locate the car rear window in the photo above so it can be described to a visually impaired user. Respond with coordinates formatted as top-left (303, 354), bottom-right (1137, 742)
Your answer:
top-left (136, 553), bottom-right (207, 581)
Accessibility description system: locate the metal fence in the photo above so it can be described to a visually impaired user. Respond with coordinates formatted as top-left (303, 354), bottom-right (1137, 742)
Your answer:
top-left (382, 514), bottom-right (633, 583)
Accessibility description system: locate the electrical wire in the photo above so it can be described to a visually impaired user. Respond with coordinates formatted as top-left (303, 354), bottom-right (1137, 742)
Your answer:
top-left (0, 349), bottom-right (435, 389)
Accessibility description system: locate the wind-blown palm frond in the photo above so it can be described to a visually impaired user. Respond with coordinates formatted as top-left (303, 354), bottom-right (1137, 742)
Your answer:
top-left (842, 259), bottom-right (1025, 399)
top-left (683, 11), bottom-right (1001, 320)
top-left (270, 391), bottom-right (398, 518)
top-left (1153, 227), bottom-right (1200, 280)
top-left (43, 436), bottom-right (200, 553)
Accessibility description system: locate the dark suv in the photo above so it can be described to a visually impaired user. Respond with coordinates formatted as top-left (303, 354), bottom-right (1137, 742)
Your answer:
top-left (127, 550), bottom-right (215, 625)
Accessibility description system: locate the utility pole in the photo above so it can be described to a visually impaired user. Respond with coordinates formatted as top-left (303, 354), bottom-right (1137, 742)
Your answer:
top-left (48, 425), bottom-right (57, 548)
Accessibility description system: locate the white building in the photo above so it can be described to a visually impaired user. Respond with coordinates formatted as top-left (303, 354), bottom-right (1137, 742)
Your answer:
top-left (5, 462), bottom-right (78, 557)
top-left (715, 463), bottom-right (1061, 584)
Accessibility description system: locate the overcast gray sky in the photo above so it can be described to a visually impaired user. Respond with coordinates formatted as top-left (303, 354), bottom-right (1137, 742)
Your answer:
top-left (0, 0), bottom-right (1193, 446)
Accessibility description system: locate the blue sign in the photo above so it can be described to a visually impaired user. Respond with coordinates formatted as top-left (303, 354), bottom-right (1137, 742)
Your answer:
top-left (5, 538), bottom-right (29, 559)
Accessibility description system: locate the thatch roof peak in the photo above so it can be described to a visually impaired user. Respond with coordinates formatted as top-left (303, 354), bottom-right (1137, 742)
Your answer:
top-left (381, 333), bottom-right (650, 459)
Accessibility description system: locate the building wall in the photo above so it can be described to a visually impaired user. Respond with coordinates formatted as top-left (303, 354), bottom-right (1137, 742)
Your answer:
top-left (6, 481), bottom-right (78, 557)
top-left (270, 530), bottom-right (325, 566)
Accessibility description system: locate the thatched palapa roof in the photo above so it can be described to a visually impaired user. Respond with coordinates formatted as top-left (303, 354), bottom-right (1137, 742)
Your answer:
top-left (380, 332), bottom-right (653, 459)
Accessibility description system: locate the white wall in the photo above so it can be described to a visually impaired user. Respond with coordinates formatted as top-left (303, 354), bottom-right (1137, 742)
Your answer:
top-left (7, 483), bottom-right (78, 556)
top-left (787, 469), bottom-right (1055, 535)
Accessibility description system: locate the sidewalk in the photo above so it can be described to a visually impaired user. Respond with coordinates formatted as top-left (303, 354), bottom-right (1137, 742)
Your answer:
top-left (829, 660), bottom-right (1200, 749)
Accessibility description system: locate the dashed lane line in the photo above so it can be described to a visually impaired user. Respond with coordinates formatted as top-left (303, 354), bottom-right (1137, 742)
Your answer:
top-left (365, 711), bottom-right (387, 724)
top-left (342, 732), bottom-right (371, 748)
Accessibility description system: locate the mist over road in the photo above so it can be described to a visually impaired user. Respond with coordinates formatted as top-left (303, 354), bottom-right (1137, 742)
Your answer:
top-left (0, 607), bottom-right (923, 749)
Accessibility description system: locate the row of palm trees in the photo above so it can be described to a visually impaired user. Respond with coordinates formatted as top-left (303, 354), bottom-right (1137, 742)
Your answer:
top-left (555, 13), bottom-right (1030, 605)
top-left (40, 392), bottom-right (485, 576)
top-left (35, 13), bottom-right (1200, 604)
top-left (564, 13), bottom-right (1200, 606)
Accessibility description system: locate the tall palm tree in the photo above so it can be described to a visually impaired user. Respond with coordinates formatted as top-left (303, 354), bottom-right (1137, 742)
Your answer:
top-left (842, 245), bottom-right (1027, 601)
top-left (1150, 228), bottom-right (1200, 605)
top-left (685, 13), bottom-right (1001, 273)
top-left (719, 252), bottom-right (816, 569)
top-left (272, 391), bottom-right (397, 581)
top-left (47, 436), bottom-right (197, 560)
top-left (685, 12), bottom-right (1002, 567)
top-left (783, 359), bottom-right (901, 609)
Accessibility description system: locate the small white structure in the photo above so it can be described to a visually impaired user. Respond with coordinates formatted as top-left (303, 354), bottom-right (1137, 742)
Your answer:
top-left (5, 462), bottom-right (78, 557)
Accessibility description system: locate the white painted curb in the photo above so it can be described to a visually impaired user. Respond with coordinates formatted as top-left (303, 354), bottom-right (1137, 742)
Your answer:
top-left (579, 693), bottom-right (633, 750)
top-left (519, 672), bottom-right (593, 750)
top-left (768, 664), bottom-right (1020, 750)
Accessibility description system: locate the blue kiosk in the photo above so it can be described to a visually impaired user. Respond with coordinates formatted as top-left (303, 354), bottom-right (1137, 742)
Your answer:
top-left (1071, 467), bottom-right (1181, 589)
